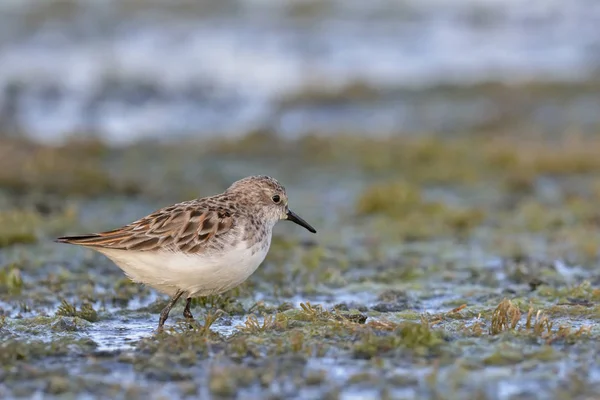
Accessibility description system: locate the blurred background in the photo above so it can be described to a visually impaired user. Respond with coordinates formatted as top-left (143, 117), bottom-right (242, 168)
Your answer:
top-left (2, 1), bottom-right (600, 399)
top-left (0, 0), bottom-right (599, 143)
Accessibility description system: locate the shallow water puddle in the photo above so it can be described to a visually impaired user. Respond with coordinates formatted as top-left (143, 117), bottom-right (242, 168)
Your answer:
top-left (89, 315), bottom-right (247, 351)
top-left (89, 318), bottom-right (155, 351)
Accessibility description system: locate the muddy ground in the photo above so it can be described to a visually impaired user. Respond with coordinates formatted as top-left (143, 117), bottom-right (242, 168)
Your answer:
top-left (1, 131), bottom-right (600, 399)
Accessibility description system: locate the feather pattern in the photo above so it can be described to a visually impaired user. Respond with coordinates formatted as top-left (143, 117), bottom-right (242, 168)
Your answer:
top-left (55, 197), bottom-right (239, 254)
top-left (54, 175), bottom-right (316, 299)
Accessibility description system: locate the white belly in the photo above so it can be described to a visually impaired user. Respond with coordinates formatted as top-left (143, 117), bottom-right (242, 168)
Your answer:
top-left (97, 240), bottom-right (270, 297)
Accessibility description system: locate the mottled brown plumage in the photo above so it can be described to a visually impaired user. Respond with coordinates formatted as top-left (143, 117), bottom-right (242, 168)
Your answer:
top-left (56, 176), bottom-right (301, 251)
top-left (56, 199), bottom-right (236, 253)
top-left (55, 175), bottom-right (316, 330)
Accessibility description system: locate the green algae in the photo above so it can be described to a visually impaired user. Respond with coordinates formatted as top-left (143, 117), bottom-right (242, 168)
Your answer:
top-left (0, 138), bottom-right (141, 196)
top-left (189, 293), bottom-right (246, 315)
top-left (1, 130), bottom-right (600, 398)
top-left (356, 181), bottom-right (484, 239)
top-left (51, 316), bottom-right (92, 332)
top-left (353, 320), bottom-right (446, 359)
top-left (0, 263), bottom-right (24, 294)
top-left (0, 206), bottom-right (80, 249)
top-left (7, 315), bottom-right (92, 335)
top-left (0, 337), bottom-right (97, 365)
top-left (0, 211), bottom-right (38, 247)
top-left (56, 299), bottom-right (99, 322)
top-left (356, 181), bottom-right (425, 218)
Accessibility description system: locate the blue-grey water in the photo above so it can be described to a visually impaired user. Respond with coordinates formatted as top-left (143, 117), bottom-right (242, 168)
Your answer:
top-left (0, 0), bottom-right (598, 142)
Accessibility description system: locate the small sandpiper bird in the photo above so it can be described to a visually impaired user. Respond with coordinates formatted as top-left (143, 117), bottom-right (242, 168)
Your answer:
top-left (56, 175), bottom-right (316, 330)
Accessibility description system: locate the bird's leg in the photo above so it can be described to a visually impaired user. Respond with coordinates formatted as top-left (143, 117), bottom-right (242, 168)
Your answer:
top-left (158, 289), bottom-right (184, 330)
top-left (183, 297), bottom-right (198, 329)
top-left (183, 297), bottom-right (194, 320)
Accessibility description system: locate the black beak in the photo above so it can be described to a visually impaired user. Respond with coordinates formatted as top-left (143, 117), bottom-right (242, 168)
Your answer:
top-left (286, 209), bottom-right (317, 233)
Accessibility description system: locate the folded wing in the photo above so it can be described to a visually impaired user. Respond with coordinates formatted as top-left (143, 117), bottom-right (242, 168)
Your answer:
top-left (55, 202), bottom-right (235, 253)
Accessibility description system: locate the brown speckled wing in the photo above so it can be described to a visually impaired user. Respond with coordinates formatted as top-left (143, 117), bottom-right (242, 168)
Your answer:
top-left (55, 201), bottom-right (235, 253)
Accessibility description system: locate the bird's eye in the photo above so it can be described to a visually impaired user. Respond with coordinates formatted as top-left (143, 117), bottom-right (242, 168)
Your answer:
top-left (272, 195), bottom-right (281, 203)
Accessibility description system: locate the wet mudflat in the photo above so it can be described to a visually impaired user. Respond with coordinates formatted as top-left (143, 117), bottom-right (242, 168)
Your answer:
top-left (1, 132), bottom-right (600, 399)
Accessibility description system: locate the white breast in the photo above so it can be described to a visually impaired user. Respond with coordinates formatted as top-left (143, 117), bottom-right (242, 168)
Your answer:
top-left (97, 239), bottom-right (271, 297)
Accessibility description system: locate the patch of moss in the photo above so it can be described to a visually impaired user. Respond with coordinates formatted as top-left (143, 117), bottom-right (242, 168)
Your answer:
top-left (356, 181), bottom-right (484, 238)
top-left (51, 316), bottom-right (92, 332)
top-left (545, 305), bottom-right (600, 319)
top-left (136, 327), bottom-right (216, 357)
top-left (0, 337), bottom-right (97, 365)
top-left (483, 345), bottom-right (562, 366)
top-left (0, 206), bottom-right (78, 248)
top-left (0, 211), bottom-right (38, 247)
top-left (536, 281), bottom-right (600, 302)
top-left (190, 293), bottom-right (246, 315)
top-left (0, 137), bottom-right (140, 196)
top-left (356, 181), bottom-right (425, 218)
top-left (489, 299), bottom-right (521, 334)
top-left (45, 376), bottom-right (70, 395)
top-left (0, 263), bottom-right (24, 294)
top-left (210, 130), bottom-right (284, 158)
top-left (392, 310), bottom-right (422, 321)
top-left (347, 372), bottom-right (379, 385)
top-left (353, 320), bottom-right (445, 359)
top-left (237, 314), bottom-right (277, 334)
top-left (482, 348), bottom-right (525, 366)
top-left (280, 80), bottom-right (381, 107)
top-left (112, 277), bottom-right (152, 306)
top-left (56, 300), bottom-right (99, 322)
top-left (208, 366), bottom-right (239, 396)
